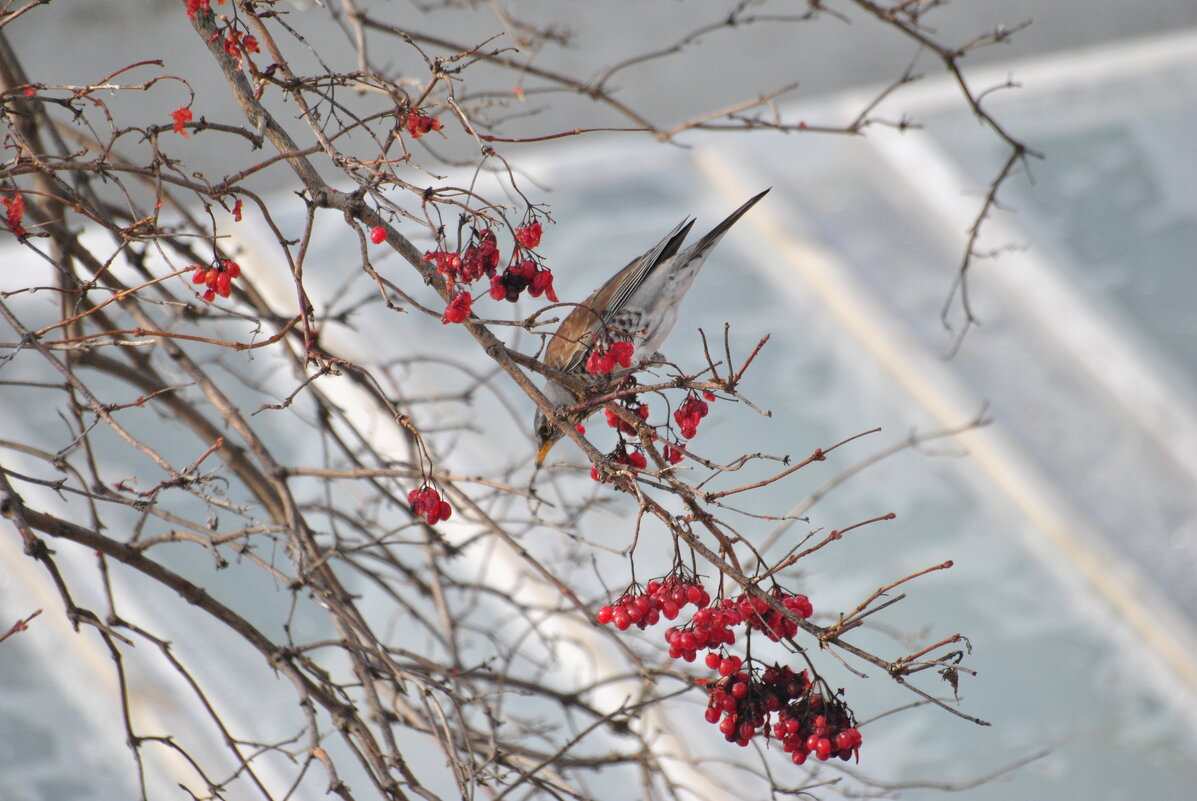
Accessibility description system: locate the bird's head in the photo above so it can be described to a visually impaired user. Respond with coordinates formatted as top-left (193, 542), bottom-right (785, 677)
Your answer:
top-left (534, 408), bottom-right (563, 466)
top-left (534, 379), bottom-right (584, 466)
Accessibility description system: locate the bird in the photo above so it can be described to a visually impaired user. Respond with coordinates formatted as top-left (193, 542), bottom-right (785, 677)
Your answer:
top-left (534, 189), bottom-right (769, 465)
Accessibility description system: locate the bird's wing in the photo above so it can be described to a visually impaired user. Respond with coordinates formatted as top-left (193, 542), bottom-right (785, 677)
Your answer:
top-left (600, 217), bottom-right (695, 327)
top-left (553, 217), bottom-right (695, 375)
top-left (548, 189), bottom-right (770, 376)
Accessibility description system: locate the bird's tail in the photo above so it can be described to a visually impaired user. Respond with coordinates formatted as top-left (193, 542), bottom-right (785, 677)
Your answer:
top-left (686, 188), bottom-right (770, 258)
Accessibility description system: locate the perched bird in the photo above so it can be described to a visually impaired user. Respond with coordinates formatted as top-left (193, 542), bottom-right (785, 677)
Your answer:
top-left (534, 189), bottom-right (769, 465)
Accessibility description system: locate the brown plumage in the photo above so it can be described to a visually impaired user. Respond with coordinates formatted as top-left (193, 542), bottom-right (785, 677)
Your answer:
top-left (534, 189), bottom-right (769, 465)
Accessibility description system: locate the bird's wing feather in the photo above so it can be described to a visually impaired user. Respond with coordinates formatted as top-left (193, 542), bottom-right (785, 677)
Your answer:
top-left (600, 217), bottom-right (695, 327)
top-left (552, 217), bottom-right (694, 375)
top-left (548, 189), bottom-right (770, 376)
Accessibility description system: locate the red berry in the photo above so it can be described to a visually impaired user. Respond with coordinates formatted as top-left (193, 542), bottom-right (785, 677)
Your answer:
top-left (515, 221), bottom-right (542, 250)
top-left (704, 652), bottom-right (721, 670)
top-left (369, 226), bottom-right (386, 244)
top-left (815, 738), bottom-right (833, 761)
top-left (596, 606), bottom-right (614, 624)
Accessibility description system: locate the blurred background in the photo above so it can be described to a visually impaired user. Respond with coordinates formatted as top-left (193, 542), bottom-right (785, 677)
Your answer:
top-left (3, 2), bottom-right (1197, 799)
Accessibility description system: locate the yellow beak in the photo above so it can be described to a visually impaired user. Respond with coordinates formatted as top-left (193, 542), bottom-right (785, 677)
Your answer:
top-left (535, 439), bottom-right (556, 467)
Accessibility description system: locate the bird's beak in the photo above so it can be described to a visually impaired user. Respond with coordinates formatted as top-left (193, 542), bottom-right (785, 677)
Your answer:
top-left (535, 439), bottom-right (556, 467)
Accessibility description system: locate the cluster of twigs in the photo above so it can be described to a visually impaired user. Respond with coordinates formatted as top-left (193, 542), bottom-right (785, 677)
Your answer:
top-left (0, 2), bottom-right (1034, 799)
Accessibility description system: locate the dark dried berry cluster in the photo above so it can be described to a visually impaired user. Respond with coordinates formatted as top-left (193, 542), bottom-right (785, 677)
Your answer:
top-left (489, 258), bottom-right (556, 302)
top-left (596, 576), bottom-right (710, 631)
top-left (701, 664), bottom-right (861, 762)
top-left (702, 663), bottom-right (810, 745)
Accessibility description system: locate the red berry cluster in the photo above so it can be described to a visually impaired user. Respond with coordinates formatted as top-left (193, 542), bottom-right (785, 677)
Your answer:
top-left (742, 589), bottom-right (814, 642)
top-left (3, 191), bottom-right (26, 236)
top-left (422, 221), bottom-right (557, 323)
top-left (598, 400), bottom-right (684, 468)
top-left (674, 391), bottom-right (713, 439)
top-left (441, 291), bottom-right (472, 324)
top-left (597, 575), bottom-right (858, 764)
top-left (221, 27), bottom-right (259, 69)
top-left (409, 485), bottom-right (452, 524)
top-left (586, 340), bottom-right (635, 375)
top-left (405, 109), bottom-right (443, 138)
top-left (596, 576), bottom-right (710, 631)
top-left (773, 692), bottom-right (862, 764)
top-left (489, 258), bottom-right (557, 303)
top-left (589, 444), bottom-right (648, 482)
top-left (605, 402), bottom-right (649, 435)
top-left (663, 590), bottom-right (812, 660)
top-left (185, 0), bottom-right (210, 21)
top-left (425, 229), bottom-right (499, 287)
top-left (191, 259), bottom-right (242, 302)
top-left (663, 442), bottom-right (686, 464)
top-left (514, 220), bottom-right (542, 249)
